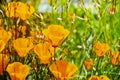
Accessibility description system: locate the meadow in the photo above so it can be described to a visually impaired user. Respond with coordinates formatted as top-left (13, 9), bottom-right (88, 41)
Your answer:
top-left (0, 0), bottom-right (120, 80)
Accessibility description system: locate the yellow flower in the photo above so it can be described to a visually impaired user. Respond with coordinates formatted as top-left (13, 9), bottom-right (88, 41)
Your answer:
top-left (71, 50), bottom-right (77, 56)
top-left (6, 62), bottom-right (29, 80)
top-left (0, 28), bottom-right (12, 44)
top-left (13, 38), bottom-right (34, 57)
top-left (34, 42), bottom-right (55, 64)
top-left (84, 59), bottom-right (93, 70)
top-left (49, 60), bottom-right (78, 80)
top-left (5, 2), bottom-right (16, 18)
top-left (42, 25), bottom-right (70, 47)
top-left (5, 2), bottom-right (35, 20)
top-left (0, 54), bottom-right (9, 75)
top-left (70, 13), bottom-right (76, 19)
top-left (93, 41), bottom-right (110, 57)
top-left (99, 75), bottom-right (110, 80)
top-left (15, 2), bottom-right (35, 20)
top-left (0, 40), bottom-right (5, 53)
top-left (88, 75), bottom-right (99, 80)
top-left (110, 52), bottom-right (119, 66)
top-left (18, 25), bottom-right (27, 35)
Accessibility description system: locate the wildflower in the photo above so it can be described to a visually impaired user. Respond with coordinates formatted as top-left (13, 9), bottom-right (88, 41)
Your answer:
top-left (49, 60), bottom-right (78, 80)
top-left (0, 40), bottom-right (5, 53)
top-left (70, 13), bottom-right (76, 19)
top-left (29, 31), bottom-right (44, 44)
top-left (93, 41), bottom-right (110, 57)
top-left (88, 75), bottom-right (99, 80)
top-left (110, 52), bottom-right (119, 66)
top-left (5, 2), bottom-right (15, 18)
top-left (34, 42), bottom-right (55, 64)
top-left (18, 25), bottom-right (27, 35)
top-left (71, 50), bottom-right (77, 56)
top-left (0, 54), bottom-right (9, 75)
top-left (77, 45), bottom-right (82, 49)
top-left (0, 28), bottom-right (12, 44)
top-left (57, 17), bottom-right (62, 21)
top-left (42, 25), bottom-right (70, 47)
top-left (5, 2), bottom-right (35, 20)
top-left (15, 2), bottom-right (35, 20)
top-left (6, 62), bottom-right (29, 80)
top-left (99, 75), bottom-right (110, 80)
top-left (110, 5), bottom-right (116, 15)
top-left (84, 59), bottom-right (93, 70)
top-left (35, 31), bottom-right (44, 40)
top-left (84, 15), bottom-right (88, 21)
top-left (13, 38), bottom-right (34, 57)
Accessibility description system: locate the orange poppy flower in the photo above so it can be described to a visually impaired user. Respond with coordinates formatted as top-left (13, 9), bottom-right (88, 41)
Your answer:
top-left (5, 2), bottom-right (35, 20)
top-left (34, 42), bottom-right (55, 64)
top-left (84, 59), bottom-right (93, 70)
top-left (0, 40), bottom-right (5, 53)
top-left (49, 60), bottom-right (78, 80)
top-left (110, 52), bottom-right (119, 66)
top-left (13, 38), bottom-right (34, 57)
top-left (0, 28), bottom-right (12, 44)
top-left (15, 2), bottom-right (35, 20)
top-left (93, 41), bottom-right (110, 57)
top-left (6, 62), bottom-right (29, 80)
top-left (99, 75), bottom-right (110, 80)
top-left (42, 25), bottom-right (70, 47)
top-left (70, 13), bottom-right (76, 19)
top-left (5, 2), bottom-right (16, 18)
top-left (88, 75), bottom-right (99, 80)
top-left (110, 5), bottom-right (116, 15)
top-left (18, 25), bottom-right (27, 35)
top-left (0, 53), bottom-right (9, 75)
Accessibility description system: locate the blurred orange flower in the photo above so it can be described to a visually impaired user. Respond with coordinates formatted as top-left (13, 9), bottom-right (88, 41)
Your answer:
top-left (0, 54), bottom-right (9, 75)
top-left (34, 42), bottom-right (55, 64)
top-left (42, 25), bottom-right (70, 47)
top-left (13, 38), bottom-right (34, 57)
top-left (89, 75), bottom-right (110, 80)
top-left (0, 28), bottom-right (12, 44)
top-left (70, 13), bottom-right (76, 19)
top-left (49, 60), bottom-right (78, 80)
top-left (110, 5), bottom-right (116, 15)
top-left (88, 75), bottom-right (99, 80)
top-left (0, 40), bottom-right (5, 53)
top-left (18, 25), bottom-right (27, 35)
top-left (6, 62), bottom-right (29, 80)
top-left (99, 75), bottom-right (110, 80)
top-left (93, 41), bottom-right (110, 57)
top-left (110, 52), bottom-right (119, 66)
top-left (84, 59), bottom-right (93, 70)
top-left (5, 2), bottom-right (35, 20)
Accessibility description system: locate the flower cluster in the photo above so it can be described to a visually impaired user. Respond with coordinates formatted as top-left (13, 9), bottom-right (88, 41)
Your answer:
top-left (0, 1), bottom-right (78, 79)
top-left (0, 0), bottom-right (119, 80)
top-left (93, 41), bottom-right (120, 66)
top-left (93, 41), bottom-right (110, 57)
top-left (89, 75), bottom-right (110, 80)
top-left (5, 2), bottom-right (35, 20)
